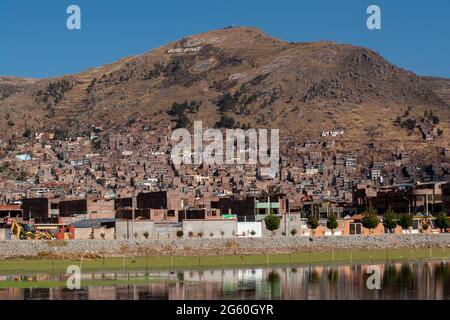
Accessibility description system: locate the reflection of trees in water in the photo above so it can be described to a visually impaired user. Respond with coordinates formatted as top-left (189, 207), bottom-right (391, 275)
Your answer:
top-left (327, 268), bottom-right (339, 285)
top-left (384, 263), bottom-right (398, 287)
top-left (382, 263), bottom-right (415, 292)
top-left (11, 261), bottom-right (450, 300)
top-left (267, 270), bottom-right (280, 285)
top-left (267, 270), bottom-right (281, 300)
top-left (434, 262), bottom-right (450, 298)
top-left (399, 264), bottom-right (414, 287)
top-left (434, 262), bottom-right (449, 280)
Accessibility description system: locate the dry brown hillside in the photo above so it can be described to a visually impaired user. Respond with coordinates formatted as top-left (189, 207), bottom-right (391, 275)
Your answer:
top-left (0, 27), bottom-right (449, 148)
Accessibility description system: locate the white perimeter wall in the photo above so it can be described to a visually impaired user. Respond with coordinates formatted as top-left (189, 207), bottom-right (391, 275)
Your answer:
top-left (237, 222), bottom-right (262, 237)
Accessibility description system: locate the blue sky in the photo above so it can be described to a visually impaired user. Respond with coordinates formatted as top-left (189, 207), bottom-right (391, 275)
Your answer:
top-left (0, 0), bottom-right (449, 78)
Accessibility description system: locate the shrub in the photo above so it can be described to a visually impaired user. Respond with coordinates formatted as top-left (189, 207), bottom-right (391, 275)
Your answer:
top-left (326, 213), bottom-right (339, 234)
top-left (435, 214), bottom-right (449, 232)
top-left (307, 215), bottom-right (319, 234)
top-left (264, 214), bottom-right (281, 235)
top-left (401, 118), bottom-right (416, 130)
top-left (143, 231), bottom-right (149, 239)
top-left (250, 230), bottom-right (256, 236)
top-left (198, 232), bottom-right (204, 238)
top-left (176, 230), bottom-right (184, 238)
top-left (383, 209), bottom-right (398, 233)
top-left (398, 214), bottom-right (413, 231)
top-left (215, 115), bottom-right (236, 129)
top-left (362, 213), bottom-right (380, 234)
top-left (290, 228), bottom-right (297, 236)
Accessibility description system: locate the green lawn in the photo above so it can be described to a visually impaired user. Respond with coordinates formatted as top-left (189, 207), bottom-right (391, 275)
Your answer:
top-left (0, 247), bottom-right (448, 275)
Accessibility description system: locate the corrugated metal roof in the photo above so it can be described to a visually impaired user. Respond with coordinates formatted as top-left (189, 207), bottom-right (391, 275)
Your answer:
top-left (69, 219), bottom-right (115, 228)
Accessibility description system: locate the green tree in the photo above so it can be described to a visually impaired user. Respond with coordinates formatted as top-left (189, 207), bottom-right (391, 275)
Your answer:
top-left (264, 213), bottom-right (281, 236)
top-left (398, 214), bottom-right (413, 233)
top-left (326, 213), bottom-right (339, 235)
top-left (435, 214), bottom-right (449, 233)
top-left (362, 213), bottom-right (380, 234)
top-left (383, 209), bottom-right (398, 234)
top-left (307, 214), bottom-right (319, 236)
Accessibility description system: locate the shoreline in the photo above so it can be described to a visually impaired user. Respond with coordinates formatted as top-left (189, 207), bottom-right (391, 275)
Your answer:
top-left (0, 242), bottom-right (450, 275)
top-left (1, 234), bottom-right (450, 260)
top-left (0, 247), bottom-right (448, 275)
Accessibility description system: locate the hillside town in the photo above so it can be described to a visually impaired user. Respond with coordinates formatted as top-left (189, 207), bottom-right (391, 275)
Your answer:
top-left (0, 120), bottom-right (449, 241)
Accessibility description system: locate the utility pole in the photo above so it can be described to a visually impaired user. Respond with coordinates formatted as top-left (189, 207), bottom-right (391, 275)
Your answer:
top-left (288, 199), bottom-right (292, 237)
top-left (131, 192), bottom-right (136, 239)
top-left (403, 197), bottom-right (411, 215)
top-left (284, 198), bottom-right (287, 237)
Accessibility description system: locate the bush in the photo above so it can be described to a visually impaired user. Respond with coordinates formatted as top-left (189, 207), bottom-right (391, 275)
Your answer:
top-left (383, 209), bottom-right (398, 233)
top-left (215, 114), bottom-right (236, 129)
top-left (264, 214), bottom-right (280, 234)
top-left (143, 231), bottom-right (149, 239)
top-left (307, 214), bottom-right (319, 232)
top-left (176, 230), bottom-right (184, 238)
top-left (398, 214), bottom-right (413, 231)
top-left (290, 228), bottom-right (297, 236)
top-left (326, 213), bottom-right (339, 233)
top-left (198, 232), bottom-right (204, 238)
top-left (362, 213), bottom-right (380, 234)
top-left (435, 214), bottom-right (449, 232)
top-left (401, 118), bottom-right (416, 130)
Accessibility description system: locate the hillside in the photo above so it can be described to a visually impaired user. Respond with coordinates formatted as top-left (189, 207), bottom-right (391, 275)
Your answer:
top-left (0, 26), bottom-right (449, 148)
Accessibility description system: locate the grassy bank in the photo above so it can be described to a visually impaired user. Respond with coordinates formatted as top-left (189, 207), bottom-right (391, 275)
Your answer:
top-left (0, 247), bottom-right (448, 275)
top-left (0, 276), bottom-right (180, 289)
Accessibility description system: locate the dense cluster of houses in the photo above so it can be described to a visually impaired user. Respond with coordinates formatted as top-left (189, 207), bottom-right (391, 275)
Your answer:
top-left (0, 179), bottom-right (448, 240)
top-left (0, 121), bottom-right (449, 240)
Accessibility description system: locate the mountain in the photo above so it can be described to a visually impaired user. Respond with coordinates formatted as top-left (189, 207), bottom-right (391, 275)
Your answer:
top-left (0, 27), bottom-right (449, 153)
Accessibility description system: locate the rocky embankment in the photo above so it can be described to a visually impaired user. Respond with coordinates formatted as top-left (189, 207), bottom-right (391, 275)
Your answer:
top-left (1, 234), bottom-right (450, 259)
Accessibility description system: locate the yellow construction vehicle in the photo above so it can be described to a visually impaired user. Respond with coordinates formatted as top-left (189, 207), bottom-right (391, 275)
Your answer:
top-left (10, 220), bottom-right (55, 240)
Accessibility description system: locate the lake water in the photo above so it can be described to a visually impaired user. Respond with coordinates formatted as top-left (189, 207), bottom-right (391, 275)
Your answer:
top-left (0, 260), bottom-right (448, 300)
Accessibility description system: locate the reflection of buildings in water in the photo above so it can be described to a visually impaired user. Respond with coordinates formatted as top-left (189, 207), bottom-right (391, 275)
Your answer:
top-left (0, 288), bottom-right (23, 300)
top-left (1, 261), bottom-right (449, 300)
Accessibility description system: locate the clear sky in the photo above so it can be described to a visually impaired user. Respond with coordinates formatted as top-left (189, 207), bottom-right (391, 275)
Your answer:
top-left (0, 0), bottom-right (449, 79)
